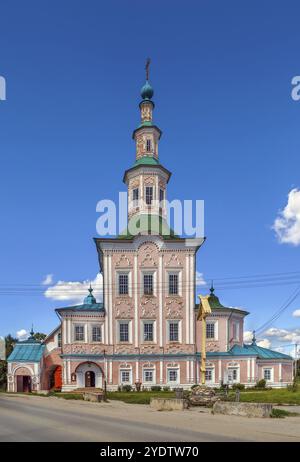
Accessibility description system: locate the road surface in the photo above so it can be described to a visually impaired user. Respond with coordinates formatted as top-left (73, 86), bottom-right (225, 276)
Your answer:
top-left (0, 394), bottom-right (299, 442)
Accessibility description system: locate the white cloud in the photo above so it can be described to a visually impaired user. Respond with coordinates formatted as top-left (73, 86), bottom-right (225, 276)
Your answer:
top-left (196, 272), bottom-right (206, 286)
top-left (264, 327), bottom-right (300, 343)
top-left (16, 329), bottom-right (28, 340)
top-left (273, 188), bottom-right (300, 245)
top-left (44, 273), bottom-right (103, 304)
top-left (257, 338), bottom-right (271, 349)
top-left (42, 274), bottom-right (54, 285)
top-left (243, 330), bottom-right (253, 343)
top-left (292, 309), bottom-right (300, 317)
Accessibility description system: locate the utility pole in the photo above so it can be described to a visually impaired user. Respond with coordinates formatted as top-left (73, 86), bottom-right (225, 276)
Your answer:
top-left (295, 343), bottom-right (299, 381)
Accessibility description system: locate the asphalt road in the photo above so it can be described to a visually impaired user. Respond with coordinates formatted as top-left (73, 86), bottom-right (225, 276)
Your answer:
top-left (0, 394), bottom-right (299, 442)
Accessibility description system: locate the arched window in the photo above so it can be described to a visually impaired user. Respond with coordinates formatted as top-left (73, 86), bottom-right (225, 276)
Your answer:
top-left (146, 139), bottom-right (151, 152)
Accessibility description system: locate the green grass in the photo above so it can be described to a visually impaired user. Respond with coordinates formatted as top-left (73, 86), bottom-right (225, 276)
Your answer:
top-left (271, 408), bottom-right (300, 418)
top-left (232, 389), bottom-right (300, 405)
top-left (107, 391), bottom-right (175, 404)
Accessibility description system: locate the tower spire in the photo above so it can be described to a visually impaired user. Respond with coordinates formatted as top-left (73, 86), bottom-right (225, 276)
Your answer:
top-left (145, 58), bottom-right (151, 81)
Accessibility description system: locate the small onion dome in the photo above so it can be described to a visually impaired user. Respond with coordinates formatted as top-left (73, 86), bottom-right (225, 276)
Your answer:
top-left (141, 80), bottom-right (154, 100)
top-left (84, 285), bottom-right (96, 305)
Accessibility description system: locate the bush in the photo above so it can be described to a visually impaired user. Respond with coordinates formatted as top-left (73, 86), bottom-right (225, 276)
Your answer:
top-left (232, 383), bottom-right (245, 391)
top-left (121, 385), bottom-right (132, 392)
top-left (163, 386), bottom-right (170, 392)
top-left (287, 382), bottom-right (298, 392)
top-left (151, 386), bottom-right (161, 392)
top-left (255, 379), bottom-right (266, 389)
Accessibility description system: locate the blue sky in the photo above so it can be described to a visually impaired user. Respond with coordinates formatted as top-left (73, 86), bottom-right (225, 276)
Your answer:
top-left (0, 0), bottom-right (299, 353)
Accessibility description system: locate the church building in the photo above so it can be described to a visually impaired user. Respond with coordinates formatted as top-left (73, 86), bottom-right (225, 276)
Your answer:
top-left (7, 69), bottom-right (294, 393)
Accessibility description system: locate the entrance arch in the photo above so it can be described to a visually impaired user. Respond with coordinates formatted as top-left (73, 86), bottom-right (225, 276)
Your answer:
top-left (75, 362), bottom-right (103, 389)
top-left (14, 366), bottom-right (33, 393)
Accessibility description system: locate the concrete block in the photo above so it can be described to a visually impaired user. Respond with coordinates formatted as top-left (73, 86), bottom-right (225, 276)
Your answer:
top-left (212, 401), bottom-right (273, 418)
top-left (150, 398), bottom-right (189, 411)
top-left (83, 392), bottom-right (104, 403)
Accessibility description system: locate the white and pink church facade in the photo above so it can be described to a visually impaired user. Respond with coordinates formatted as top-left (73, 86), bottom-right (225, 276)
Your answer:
top-left (7, 74), bottom-right (293, 393)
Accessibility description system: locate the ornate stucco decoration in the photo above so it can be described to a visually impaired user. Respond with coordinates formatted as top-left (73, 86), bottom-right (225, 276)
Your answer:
top-left (116, 254), bottom-right (131, 267)
top-left (165, 297), bottom-right (184, 319)
top-left (165, 253), bottom-right (182, 267)
top-left (141, 296), bottom-right (157, 318)
top-left (115, 298), bottom-right (133, 319)
top-left (140, 243), bottom-right (158, 267)
top-left (207, 341), bottom-right (219, 352)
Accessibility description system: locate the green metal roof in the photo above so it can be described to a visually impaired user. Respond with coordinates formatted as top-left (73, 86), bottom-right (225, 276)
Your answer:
top-left (230, 343), bottom-right (292, 360)
top-left (134, 156), bottom-right (160, 166)
top-left (7, 341), bottom-right (45, 362)
top-left (56, 302), bottom-right (104, 313)
top-left (118, 214), bottom-right (179, 240)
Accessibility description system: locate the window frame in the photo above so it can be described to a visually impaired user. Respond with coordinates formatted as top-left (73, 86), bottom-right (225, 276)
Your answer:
top-left (118, 273), bottom-right (129, 296)
top-left (143, 368), bottom-right (155, 384)
top-left (120, 368), bottom-right (132, 384)
top-left (143, 272), bottom-right (154, 296)
top-left (142, 320), bottom-right (155, 343)
top-left (263, 367), bottom-right (273, 382)
top-left (146, 138), bottom-right (152, 152)
top-left (167, 320), bottom-right (181, 343)
top-left (117, 320), bottom-right (132, 343)
top-left (91, 325), bottom-right (102, 343)
top-left (167, 368), bottom-right (180, 384)
top-left (145, 186), bottom-right (153, 206)
top-left (168, 272), bottom-right (179, 296)
top-left (74, 324), bottom-right (85, 343)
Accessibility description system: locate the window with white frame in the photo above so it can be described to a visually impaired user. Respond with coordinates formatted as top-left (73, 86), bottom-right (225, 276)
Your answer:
top-left (118, 273), bottom-right (129, 295)
top-left (167, 368), bottom-right (179, 383)
top-left (143, 273), bottom-right (153, 295)
top-left (57, 332), bottom-right (62, 348)
top-left (206, 322), bottom-right (215, 339)
top-left (119, 322), bottom-right (129, 342)
top-left (143, 368), bottom-right (154, 383)
top-left (264, 368), bottom-right (272, 381)
top-left (146, 139), bottom-right (152, 152)
top-left (205, 368), bottom-right (213, 382)
top-left (233, 321), bottom-right (240, 341)
top-left (169, 321), bottom-right (179, 342)
top-left (145, 186), bottom-right (153, 205)
top-left (74, 325), bottom-right (85, 342)
top-left (120, 369), bottom-right (131, 384)
top-left (92, 325), bottom-right (102, 342)
top-left (132, 188), bottom-right (139, 207)
top-left (159, 188), bottom-right (164, 203)
top-left (228, 367), bottom-right (239, 383)
top-left (143, 321), bottom-right (154, 342)
top-left (168, 273), bottom-right (179, 295)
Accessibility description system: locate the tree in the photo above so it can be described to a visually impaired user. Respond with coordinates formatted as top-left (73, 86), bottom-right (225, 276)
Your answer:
top-left (0, 335), bottom-right (17, 390)
top-left (33, 332), bottom-right (47, 342)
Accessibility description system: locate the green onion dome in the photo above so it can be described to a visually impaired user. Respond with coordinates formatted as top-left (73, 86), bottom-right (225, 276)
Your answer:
top-left (141, 80), bottom-right (154, 100)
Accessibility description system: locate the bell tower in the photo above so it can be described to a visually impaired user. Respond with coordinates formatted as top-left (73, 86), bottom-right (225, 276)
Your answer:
top-left (123, 60), bottom-right (171, 225)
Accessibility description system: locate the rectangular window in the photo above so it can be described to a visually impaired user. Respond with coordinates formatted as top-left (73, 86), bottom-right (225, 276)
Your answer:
top-left (118, 273), bottom-right (129, 295)
top-left (159, 188), bottom-right (164, 203)
top-left (169, 273), bottom-right (179, 295)
top-left (205, 369), bottom-right (213, 381)
top-left (92, 326), bottom-right (101, 342)
top-left (143, 322), bottom-right (154, 342)
top-left (228, 368), bottom-right (238, 382)
top-left (168, 369), bottom-right (178, 383)
top-left (143, 273), bottom-right (153, 295)
top-left (143, 369), bottom-right (154, 382)
top-left (169, 321), bottom-right (179, 342)
top-left (119, 322), bottom-right (129, 342)
top-left (206, 322), bottom-right (215, 339)
top-left (264, 369), bottom-right (272, 381)
top-left (57, 332), bottom-right (62, 348)
top-left (233, 322), bottom-right (239, 341)
top-left (75, 325), bottom-right (85, 342)
top-left (146, 139), bottom-right (151, 152)
top-left (120, 370), bottom-right (130, 383)
top-left (132, 188), bottom-right (139, 207)
top-left (145, 186), bottom-right (153, 205)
